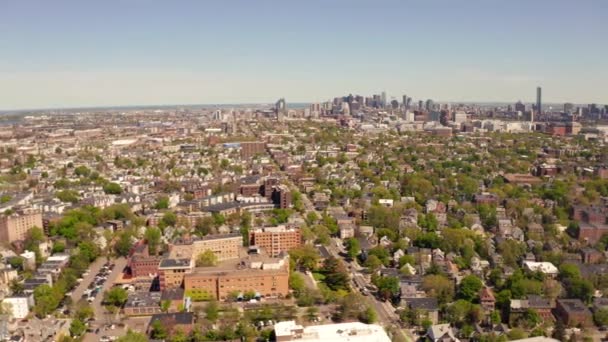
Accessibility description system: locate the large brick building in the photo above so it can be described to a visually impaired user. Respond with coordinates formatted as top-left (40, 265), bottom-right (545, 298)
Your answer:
top-left (249, 225), bottom-right (302, 257)
top-left (129, 243), bottom-right (162, 278)
top-left (158, 258), bottom-right (194, 290)
top-left (571, 204), bottom-right (608, 244)
top-left (0, 209), bottom-right (43, 243)
top-left (184, 254), bottom-right (290, 301)
top-left (240, 141), bottom-right (266, 159)
top-left (169, 233), bottom-right (243, 261)
top-left (554, 299), bottom-right (593, 327)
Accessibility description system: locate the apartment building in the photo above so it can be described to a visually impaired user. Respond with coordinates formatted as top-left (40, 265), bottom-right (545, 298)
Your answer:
top-left (158, 258), bottom-right (194, 290)
top-left (169, 233), bottom-right (243, 261)
top-left (249, 225), bottom-right (302, 257)
top-left (184, 254), bottom-right (289, 301)
top-left (0, 208), bottom-right (43, 243)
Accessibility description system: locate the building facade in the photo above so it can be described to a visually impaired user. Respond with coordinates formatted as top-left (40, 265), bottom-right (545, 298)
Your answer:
top-left (249, 226), bottom-right (302, 257)
top-left (169, 233), bottom-right (243, 261)
top-left (0, 209), bottom-right (43, 243)
top-left (184, 255), bottom-right (290, 301)
top-left (158, 258), bottom-right (194, 290)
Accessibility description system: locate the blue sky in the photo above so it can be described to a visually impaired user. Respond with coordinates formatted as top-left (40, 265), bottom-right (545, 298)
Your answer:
top-left (1, 0), bottom-right (607, 110)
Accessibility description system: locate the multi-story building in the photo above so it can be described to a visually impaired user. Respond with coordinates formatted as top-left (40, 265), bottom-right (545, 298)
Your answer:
top-left (184, 254), bottom-right (290, 301)
top-left (169, 233), bottom-right (243, 261)
top-left (158, 258), bottom-right (194, 290)
top-left (240, 141), bottom-right (266, 159)
top-left (272, 185), bottom-right (292, 209)
top-left (555, 299), bottom-right (593, 327)
top-left (2, 296), bottom-right (32, 319)
top-left (128, 243), bottom-right (162, 278)
top-left (0, 208), bottom-right (43, 243)
top-left (249, 226), bottom-right (302, 257)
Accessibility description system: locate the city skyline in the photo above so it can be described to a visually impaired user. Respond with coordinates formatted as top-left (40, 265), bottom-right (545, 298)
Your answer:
top-left (1, 0), bottom-right (607, 110)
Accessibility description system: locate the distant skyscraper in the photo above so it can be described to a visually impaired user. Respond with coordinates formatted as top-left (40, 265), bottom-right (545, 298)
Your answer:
top-left (275, 98), bottom-right (286, 120)
top-left (418, 100), bottom-right (423, 111)
top-left (425, 99), bottom-right (434, 111)
top-left (515, 101), bottom-right (525, 113)
top-left (381, 91), bottom-right (387, 108)
top-left (536, 87), bottom-right (542, 115)
top-left (402, 95), bottom-right (408, 109)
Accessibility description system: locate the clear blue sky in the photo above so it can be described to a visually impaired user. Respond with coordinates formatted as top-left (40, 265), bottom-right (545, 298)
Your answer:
top-left (1, 0), bottom-right (607, 110)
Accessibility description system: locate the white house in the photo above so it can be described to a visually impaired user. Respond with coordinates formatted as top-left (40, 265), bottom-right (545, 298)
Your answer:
top-left (2, 296), bottom-right (33, 319)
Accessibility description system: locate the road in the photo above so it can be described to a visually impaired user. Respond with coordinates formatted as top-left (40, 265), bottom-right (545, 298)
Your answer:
top-left (81, 257), bottom-right (128, 342)
top-left (294, 182), bottom-right (414, 340)
top-left (70, 257), bottom-right (107, 304)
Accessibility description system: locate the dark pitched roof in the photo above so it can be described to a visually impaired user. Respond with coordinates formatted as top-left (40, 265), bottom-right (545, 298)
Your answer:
top-left (404, 297), bottom-right (439, 311)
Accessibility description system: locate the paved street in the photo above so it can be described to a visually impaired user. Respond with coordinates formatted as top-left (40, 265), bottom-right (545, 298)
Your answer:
top-left (81, 256), bottom-right (128, 342)
top-left (70, 256), bottom-right (108, 304)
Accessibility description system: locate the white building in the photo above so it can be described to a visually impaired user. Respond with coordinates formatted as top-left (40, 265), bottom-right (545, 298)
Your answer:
top-left (274, 321), bottom-right (391, 342)
top-left (522, 261), bottom-right (558, 277)
top-left (2, 296), bottom-right (32, 319)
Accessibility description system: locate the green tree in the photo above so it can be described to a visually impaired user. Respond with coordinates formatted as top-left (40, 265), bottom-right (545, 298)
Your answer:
top-left (594, 308), bottom-right (608, 327)
top-left (364, 255), bottom-right (383, 271)
top-left (161, 211), bottom-right (177, 227)
top-left (150, 319), bottom-right (168, 340)
top-left (359, 306), bottom-right (377, 324)
top-left (373, 275), bottom-right (400, 301)
top-left (33, 284), bottom-right (60, 317)
top-left (74, 165), bottom-right (91, 177)
top-left (195, 217), bottom-right (214, 237)
top-left (69, 318), bottom-right (86, 337)
top-left (154, 196), bottom-right (170, 209)
top-left (289, 273), bottom-right (306, 297)
top-left (77, 241), bottom-right (100, 262)
top-left (103, 182), bottom-right (123, 194)
top-left (114, 231), bottom-right (133, 256)
top-left (322, 256), bottom-right (350, 291)
top-left (56, 190), bottom-right (80, 203)
top-left (196, 250), bottom-right (218, 267)
top-left (289, 245), bottom-right (320, 271)
top-left (204, 300), bottom-right (220, 323)
top-left (104, 287), bottom-right (128, 307)
top-left (422, 274), bottom-right (455, 304)
top-left (458, 275), bottom-right (483, 301)
top-left (144, 227), bottom-right (162, 255)
top-left (345, 238), bottom-right (360, 259)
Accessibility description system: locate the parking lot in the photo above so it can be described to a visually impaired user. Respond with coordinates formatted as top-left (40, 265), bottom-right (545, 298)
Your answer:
top-left (70, 257), bottom-right (107, 305)
top-left (78, 257), bottom-right (128, 342)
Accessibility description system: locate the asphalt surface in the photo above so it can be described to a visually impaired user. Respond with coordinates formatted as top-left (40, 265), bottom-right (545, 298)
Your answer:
top-left (81, 257), bottom-right (129, 342)
top-left (70, 257), bottom-right (107, 304)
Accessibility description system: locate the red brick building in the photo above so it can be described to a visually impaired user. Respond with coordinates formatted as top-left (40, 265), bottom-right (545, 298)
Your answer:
top-left (555, 299), bottom-right (593, 327)
top-left (240, 141), bottom-right (266, 159)
top-left (249, 225), bottom-right (302, 257)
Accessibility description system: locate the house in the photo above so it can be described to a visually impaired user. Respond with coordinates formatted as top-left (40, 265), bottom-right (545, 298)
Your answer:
top-left (479, 287), bottom-right (495, 312)
top-left (581, 248), bottom-right (603, 264)
top-left (554, 299), bottom-right (593, 327)
top-left (426, 324), bottom-right (460, 342)
top-left (510, 295), bottom-right (555, 322)
top-left (403, 297), bottom-right (439, 324)
top-left (522, 261), bottom-right (558, 278)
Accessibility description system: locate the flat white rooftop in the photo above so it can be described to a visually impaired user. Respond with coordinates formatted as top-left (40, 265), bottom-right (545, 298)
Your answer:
top-left (274, 321), bottom-right (391, 342)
